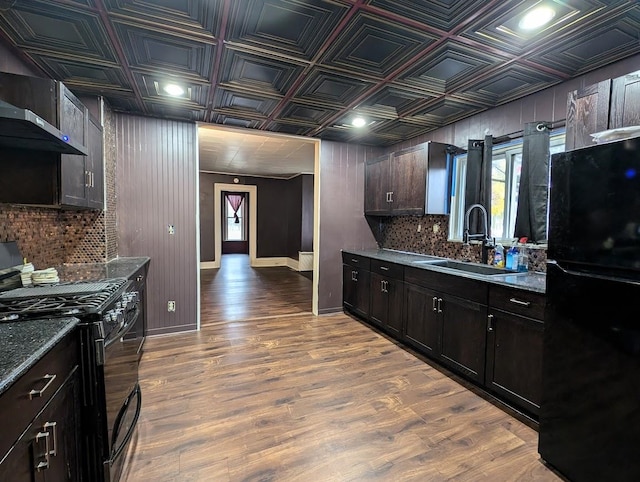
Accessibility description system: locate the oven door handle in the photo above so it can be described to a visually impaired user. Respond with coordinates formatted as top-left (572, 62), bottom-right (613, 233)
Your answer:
top-left (110, 383), bottom-right (142, 464)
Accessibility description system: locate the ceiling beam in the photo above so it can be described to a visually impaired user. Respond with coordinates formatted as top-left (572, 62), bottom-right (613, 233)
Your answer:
top-left (205, 0), bottom-right (232, 123)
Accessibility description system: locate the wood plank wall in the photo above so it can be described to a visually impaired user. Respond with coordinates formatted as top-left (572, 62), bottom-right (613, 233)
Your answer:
top-left (116, 114), bottom-right (198, 335)
top-left (317, 141), bottom-right (381, 314)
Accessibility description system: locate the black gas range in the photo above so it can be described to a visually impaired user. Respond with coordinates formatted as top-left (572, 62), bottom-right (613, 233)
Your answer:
top-left (0, 278), bottom-right (143, 482)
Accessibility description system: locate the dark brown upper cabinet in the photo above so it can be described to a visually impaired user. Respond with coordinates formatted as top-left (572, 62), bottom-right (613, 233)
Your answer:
top-left (364, 141), bottom-right (457, 216)
top-left (610, 70), bottom-right (640, 130)
top-left (565, 69), bottom-right (640, 151)
top-left (0, 72), bottom-right (104, 210)
top-left (565, 80), bottom-right (611, 151)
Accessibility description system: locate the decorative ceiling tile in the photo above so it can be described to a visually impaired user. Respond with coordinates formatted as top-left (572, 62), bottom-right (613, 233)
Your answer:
top-left (366, 0), bottom-right (495, 32)
top-left (226, 0), bottom-right (349, 61)
top-left (145, 101), bottom-right (207, 121)
top-left (22, 54), bottom-right (131, 94)
top-left (209, 114), bottom-right (262, 130)
top-left (212, 87), bottom-right (281, 119)
top-left (456, 64), bottom-right (564, 105)
top-left (134, 73), bottom-right (210, 108)
top-left (295, 68), bottom-right (373, 106)
top-left (104, 0), bottom-right (222, 39)
top-left (277, 101), bottom-right (340, 125)
top-left (529, 6), bottom-right (640, 76)
top-left (0, 1), bottom-right (117, 63)
top-left (459, 0), bottom-right (608, 55)
top-left (410, 97), bottom-right (486, 126)
top-left (319, 11), bottom-right (438, 78)
top-left (0, 0), bottom-right (639, 153)
top-left (112, 21), bottom-right (215, 81)
top-left (219, 48), bottom-right (306, 96)
top-left (397, 40), bottom-right (503, 95)
top-left (356, 85), bottom-right (435, 119)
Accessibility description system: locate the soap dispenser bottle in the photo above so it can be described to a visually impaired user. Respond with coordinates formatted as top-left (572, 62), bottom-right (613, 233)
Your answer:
top-left (517, 237), bottom-right (529, 272)
top-left (493, 243), bottom-right (504, 268)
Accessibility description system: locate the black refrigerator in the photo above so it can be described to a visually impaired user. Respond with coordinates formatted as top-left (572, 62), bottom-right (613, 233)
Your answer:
top-left (539, 137), bottom-right (640, 481)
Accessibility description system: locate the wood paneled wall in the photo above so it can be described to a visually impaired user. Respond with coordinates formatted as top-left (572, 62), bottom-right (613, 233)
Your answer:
top-left (116, 114), bottom-right (198, 335)
top-left (317, 141), bottom-right (380, 313)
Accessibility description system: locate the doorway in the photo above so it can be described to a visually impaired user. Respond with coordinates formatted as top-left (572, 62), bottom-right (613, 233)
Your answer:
top-left (209, 183), bottom-right (257, 269)
top-left (221, 191), bottom-right (249, 255)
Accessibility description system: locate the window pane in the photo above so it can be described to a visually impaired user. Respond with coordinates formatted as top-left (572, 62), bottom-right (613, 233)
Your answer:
top-left (491, 156), bottom-right (507, 239)
top-left (507, 153), bottom-right (522, 239)
top-left (225, 198), bottom-right (245, 241)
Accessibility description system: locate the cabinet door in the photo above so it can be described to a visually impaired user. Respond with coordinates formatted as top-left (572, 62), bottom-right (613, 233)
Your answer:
top-left (610, 70), bottom-right (640, 129)
top-left (439, 294), bottom-right (487, 383)
top-left (390, 145), bottom-right (427, 215)
top-left (404, 283), bottom-right (440, 357)
top-left (59, 84), bottom-right (88, 207)
top-left (485, 309), bottom-right (543, 416)
top-left (342, 265), bottom-right (370, 319)
top-left (364, 155), bottom-right (390, 215)
top-left (0, 369), bottom-right (80, 482)
top-left (565, 80), bottom-right (611, 151)
top-left (385, 278), bottom-right (404, 338)
top-left (86, 115), bottom-right (104, 209)
top-left (369, 272), bottom-right (387, 329)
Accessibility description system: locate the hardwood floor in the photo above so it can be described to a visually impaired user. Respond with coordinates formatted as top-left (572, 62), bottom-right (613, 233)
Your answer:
top-left (200, 254), bottom-right (313, 324)
top-left (121, 256), bottom-right (561, 481)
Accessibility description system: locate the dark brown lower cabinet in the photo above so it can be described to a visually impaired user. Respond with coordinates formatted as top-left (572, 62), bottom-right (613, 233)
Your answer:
top-left (403, 283), bottom-right (440, 357)
top-left (370, 272), bottom-right (404, 337)
top-left (485, 309), bottom-right (544, 417)
top-left (439, 294), bottom-right (488, 384)
top-left (0, 367), bottom-right (81, 482)
top-left (342, 264), bottom-right (370, 319)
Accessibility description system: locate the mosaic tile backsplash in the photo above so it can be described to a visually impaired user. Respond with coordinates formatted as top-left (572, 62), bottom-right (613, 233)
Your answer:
top-left (371, 215), bottom-right (548, 273)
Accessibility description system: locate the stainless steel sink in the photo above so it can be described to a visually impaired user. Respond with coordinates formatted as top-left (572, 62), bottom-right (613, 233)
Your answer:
top-left (413, 259), bottom-right (519, 276)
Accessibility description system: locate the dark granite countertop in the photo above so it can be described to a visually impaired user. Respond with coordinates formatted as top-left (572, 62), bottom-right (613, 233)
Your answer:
top-left (342, 249), bottom-right (546, 294)
top-left (56, 256), bottom-right (150, 282)
top-left (0, 317), bottom-right (79, 396)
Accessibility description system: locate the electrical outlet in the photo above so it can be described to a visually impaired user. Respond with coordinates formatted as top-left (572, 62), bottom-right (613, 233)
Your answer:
top-left (168, 225), bottom-right (175, 235)
top-left (417, 224), bottom-right (421, 232)
top-left (167, 300), bottom-right (176, 312)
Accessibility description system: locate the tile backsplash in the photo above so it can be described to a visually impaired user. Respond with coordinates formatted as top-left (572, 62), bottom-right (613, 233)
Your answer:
top-left (370, 214), bottom-right (547, 272)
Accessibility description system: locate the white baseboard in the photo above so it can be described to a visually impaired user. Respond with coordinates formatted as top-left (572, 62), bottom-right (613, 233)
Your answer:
top-left (286, 258), bottom-right (299, 271)
top-left (200, 261), bottom-right (218, 270)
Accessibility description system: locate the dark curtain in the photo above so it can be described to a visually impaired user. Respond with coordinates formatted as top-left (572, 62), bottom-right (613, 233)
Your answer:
top-left (226, 193), bottom-right (244, 223)
top-left (465, 135), bottom-right (493, 235)
top-left (515, 122), bottom-right (550, 243)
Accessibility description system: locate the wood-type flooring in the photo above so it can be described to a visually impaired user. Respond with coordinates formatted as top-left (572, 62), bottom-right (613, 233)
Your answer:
top-left (121, 255), bottom-right (561, 481)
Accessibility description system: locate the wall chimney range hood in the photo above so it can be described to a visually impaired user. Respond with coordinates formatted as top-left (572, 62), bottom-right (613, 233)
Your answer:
top-left (0, 99), bottom-right (87, 155)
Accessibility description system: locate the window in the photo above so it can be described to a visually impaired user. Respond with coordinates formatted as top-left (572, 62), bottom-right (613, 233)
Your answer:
top-left (224, 194), bottom-right (245, 241)
top-left (448, 132), bottom-right (565, 243)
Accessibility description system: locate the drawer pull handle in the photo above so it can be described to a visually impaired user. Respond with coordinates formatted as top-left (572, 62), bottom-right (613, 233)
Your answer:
top-left (136, 275), bottom-right (144, 282)
top-left (509, 298), bottom-right (531, 307)
top-left (432, 296), bottom-right (437, 312)
top-left (35, 431), bottom-right (50, 471)
top-left (351, 258), bottom-right (359, 263)
top-left (29, 374), bottom-right (57, 400)
top-left (44, 421), bottom-right (58, 456)
top-left (380, 266), bottom-right (389, 271)
top-left (487, 314), bottom-right (494, 332)
top-left (437, 298), bottom-right (443, 313)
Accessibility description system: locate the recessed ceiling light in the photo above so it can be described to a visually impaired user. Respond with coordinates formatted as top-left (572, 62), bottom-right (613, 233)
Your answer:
top-left (519, 5), bottom-right (556, 31)
top-left (352, 117), bottom-right (367, 128)
top-left (163, 83), bottom-right (185, 96)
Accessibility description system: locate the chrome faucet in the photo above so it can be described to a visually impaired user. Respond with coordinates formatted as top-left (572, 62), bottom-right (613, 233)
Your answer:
top-left (463, 203), bottom-right (494, 264)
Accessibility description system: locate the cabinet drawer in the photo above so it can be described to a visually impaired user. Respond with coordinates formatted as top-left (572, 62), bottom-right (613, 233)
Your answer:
top-left (341, 253), bottom-right (371, 270)
top-left (370, 259), bottom-right (403, 279)
top-left (489, 285), bottom-right (545, 320)
top-left (405, 266), bottom-right (488, 303)
top-left (0, 330), bottom-right (77, 460)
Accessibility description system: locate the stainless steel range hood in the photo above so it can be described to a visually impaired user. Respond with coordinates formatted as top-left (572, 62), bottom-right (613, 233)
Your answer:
top-left (0, 100), bottom-right (87, 155)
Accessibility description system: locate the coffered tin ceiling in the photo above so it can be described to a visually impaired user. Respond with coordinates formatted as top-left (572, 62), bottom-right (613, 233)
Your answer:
top-left (1, 0), bottom-right (639, 148)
